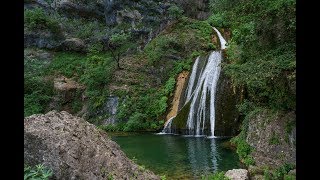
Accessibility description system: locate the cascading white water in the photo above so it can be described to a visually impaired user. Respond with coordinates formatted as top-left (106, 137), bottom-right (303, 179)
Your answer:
top-left (213, 27), bottom-right (227, 50)
top-left (159, 27), bottom-right (227, 137)
top-left (185, 27), bottom-right (227, 137)
top-left (159, 116), bottom-right (175, 134)
top-left (186, 52), bottom-right (222, 137)
top-left (185, 57), bottom-right (200, 103)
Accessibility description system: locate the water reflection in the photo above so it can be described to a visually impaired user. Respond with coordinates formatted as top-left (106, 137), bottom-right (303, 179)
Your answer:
top-left (110, 133), bottom-right (240, 179)
top-left (185, 138), bottom-right (220, 177)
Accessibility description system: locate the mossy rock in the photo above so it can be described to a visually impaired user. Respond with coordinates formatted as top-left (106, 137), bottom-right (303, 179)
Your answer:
top-left (172, 101), bottom-right (190, 131)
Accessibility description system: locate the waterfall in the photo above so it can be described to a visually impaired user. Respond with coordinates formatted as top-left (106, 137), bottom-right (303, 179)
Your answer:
top-left (186, 51), bottom-right (222, 137)
top-left (160, 27), bottom-right (227, 137)
top-left (185, 57), bottom-right (200, 103)
top-left (158, 116), bottom-right (175, 134)
top-left (213, 27), bottom-right (227, 50)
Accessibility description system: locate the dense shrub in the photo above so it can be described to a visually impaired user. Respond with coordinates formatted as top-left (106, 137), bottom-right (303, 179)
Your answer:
top-left (211, 0), bottom-right (296, 111)
top-left (24, 8), bottom-right (60, 33)
top-left (201, 171), bottom-right (229, 180)
top-left (168, 4), bottom-right (184, 19)
top-left (24, 57), bottom-right (54, 117)
top-left (123, 112), bottom-right (148, 131)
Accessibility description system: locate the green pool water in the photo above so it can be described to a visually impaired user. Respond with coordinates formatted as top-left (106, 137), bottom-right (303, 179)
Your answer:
top-left (109, 132), bottom-right (242, 179)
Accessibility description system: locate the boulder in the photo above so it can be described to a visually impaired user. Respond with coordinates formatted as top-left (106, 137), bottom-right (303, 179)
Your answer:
top-left (49, 76), bottom-right (85, 113)
top-left (61, 38), bottom-right (87, 52)
top-left (225, 169), bottom-right (249, 180)
top-left (24, 31), bottom-right (64, 50)
top-left (24, 110), bottom-right (160, 179)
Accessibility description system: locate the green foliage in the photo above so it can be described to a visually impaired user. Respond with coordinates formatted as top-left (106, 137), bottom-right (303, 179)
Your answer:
top-left (108, 31), bottom-right (135, 68)
top-left (168, 4), bottom-right (184, 19)
top-left (24, 164), bottom-right (53, 180)
top-left (210, 0), bottom-right (296, 111)
top-left (201, 171), bottom-right (230, 180)
top-left (88, 42), bottom-right (104, 55)
top-left (269, 132), bottom-right (281, 145)
top-left (47, 52), bottom-right (116, 114)
top-left (123, 112), bottom-right (148, 131)
top-left (164, 77), bottom-right (176, 96)
top-left (60, 17), bottom-right (108, 41)
top-left (207, 43), bottom-right (216, 50)
top-left (230, 108), bottom-right (263, 166)
top-left (24, 57), bottom-right (54, 117)
top-left (107, 174), bottom-right (114, 180)
top-left (160, 175), bottom-right (167, 180)
top-left (207, 12), bottom-right (230, 27)
top-left (144, 35), bottom-right (180, 65)
top-left (115, 74), bottom-right (178, 131)
top-left (236, 100), bottom-right (256, 115)
top-left (284, 174), bottom-right (296, 180)
top-left (285, 119), bottom-right (295, 135)
top-left (263, 163), bottom-right (295, 180)
top-left (24, 8), bottom-right (60, 33)
top-left (110, 32), bottom-right (131, 46)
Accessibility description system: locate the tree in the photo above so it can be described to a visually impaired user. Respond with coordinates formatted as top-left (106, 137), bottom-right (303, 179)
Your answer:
top-left (107, 32), bottom-right (131, 69)
top-left (168, 4), bottom-right (184, 19)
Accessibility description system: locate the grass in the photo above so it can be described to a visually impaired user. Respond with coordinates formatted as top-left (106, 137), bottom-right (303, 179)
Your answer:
top-left (24, 164), bottom-right (53, 180)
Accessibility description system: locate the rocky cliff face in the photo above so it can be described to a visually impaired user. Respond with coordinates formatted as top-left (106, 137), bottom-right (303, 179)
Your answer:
top-left (24, 111), bottom-right (160, 179)
top-left (246, 110), bottom-right (296, 168)
top-left (174, 0), bottom-right (211, 20)
top-left (214, 70), bottom-right (243, 136)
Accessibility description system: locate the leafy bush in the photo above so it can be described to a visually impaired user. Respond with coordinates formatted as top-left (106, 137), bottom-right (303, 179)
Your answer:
top-left (213, 0), bottom-right (296, 112)
top-left (207, 12), bottom-right (230, 27)
top-left (24, 8), bottom-right (60, 33)
top-left (230, 108), bottom-right (263, 166)
top-left (24, 57), bottom-right (54, 117)
top-left (123, 112), bottom-right (148, 131)
top-left (168, 4), bottom-right (184, 19)
top-left (263, 163), bottom-right (295, 180)
top-left (201, 171), bottom-right (229, 180)
top-left (24, 164), bottom-right (53, 180)
top-left (47, 52), bottom-right (116, 115)
top-left (164, 77), bottom-right (176, 95)
top-left (236, 100), bottom-right (256, 115)
top-left (144, 35), bottom-right (180, 65)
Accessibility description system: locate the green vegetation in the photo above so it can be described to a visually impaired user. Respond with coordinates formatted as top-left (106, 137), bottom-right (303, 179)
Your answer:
top-left (24, 49), bottom-right (116, 117)
top-left (168, 4), bottom-right (184, 19)
top-left (63, 18), bottom-right (108, 40)
top-left (160, 175), bottom-right (167, 180)
top-left (24, 164), bottom-right (53, 180)
top-left (230, 107), bottom-right (262, 166)
top-left (24, 53), bottom-right (54, 117)
top-left (201, 171), bottom-right (230, 180)
top-left (144, 17), bottom-right (214, 67)
top-left (269, 131), bottom-right (281, 145)
top-left (108, 32), bottom-right (134, 69)
top-left (263, 163), bottom-right (295, 180)
top-left (210, 0), bottom-right (296, 111)
top-left (48, 51), bottom-right (116, 115)
top-left (211, 0), bottom-right (295, 168)
top-left (24, 8), bottom-right (60, 33)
